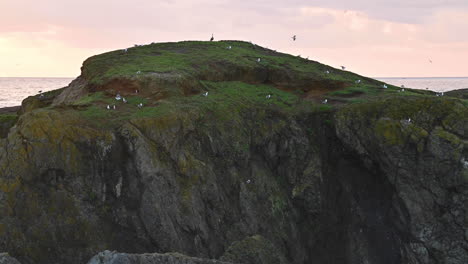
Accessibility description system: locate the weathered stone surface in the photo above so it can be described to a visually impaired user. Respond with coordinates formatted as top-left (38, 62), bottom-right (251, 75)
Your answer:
top-left (334, 97), bottom-right (468, 263)
top-left (87, 250), bottom-right (233, 264)
top-left (0, 253), bottom-right (21, 264)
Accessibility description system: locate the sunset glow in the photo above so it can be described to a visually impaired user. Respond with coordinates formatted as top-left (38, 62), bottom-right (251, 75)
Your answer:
top-left (1, 0), bottom-right (467, 77)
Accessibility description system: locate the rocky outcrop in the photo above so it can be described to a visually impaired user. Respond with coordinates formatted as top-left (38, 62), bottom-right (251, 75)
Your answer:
top-left (0, 253), bottom-right (21, 264)
top-left (87, 251), bottom-right (232, 264)
top-left (333, 97), bottom-right (467, 264)
top-left (0, 41), bottom-right (466, 264)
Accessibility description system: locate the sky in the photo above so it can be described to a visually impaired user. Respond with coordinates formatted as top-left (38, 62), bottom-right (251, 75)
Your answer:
top-left (0, 0), bottom-right (467, 78)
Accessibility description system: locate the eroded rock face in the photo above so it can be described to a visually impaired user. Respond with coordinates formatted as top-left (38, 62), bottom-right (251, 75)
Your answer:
top-left (0, 253), bottom-right (21, 264)
top-left (0, 94), bottom-right (467, 264)
top-left (87, 251), bottom-right (232, 264)
top-left (334, 97), bottom-right (468, 263)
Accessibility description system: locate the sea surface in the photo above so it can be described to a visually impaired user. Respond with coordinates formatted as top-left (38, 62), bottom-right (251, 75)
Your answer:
top-left (376, 77), bottom-right (468, 92)
top-left (0, 77), bottom-right (467, 108)
top-left (0, 77), bottom-right (74, 108)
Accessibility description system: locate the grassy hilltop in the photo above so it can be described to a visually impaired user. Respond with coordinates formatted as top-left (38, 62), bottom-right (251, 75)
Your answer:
top-left (14, 40), bottom-right (451, 129)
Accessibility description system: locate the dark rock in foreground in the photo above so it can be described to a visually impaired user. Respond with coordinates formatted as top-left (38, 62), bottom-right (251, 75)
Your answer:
top-left (87, 251), bottom-right (233, 264)
top-left (0, 253), bottom-right (21, 264)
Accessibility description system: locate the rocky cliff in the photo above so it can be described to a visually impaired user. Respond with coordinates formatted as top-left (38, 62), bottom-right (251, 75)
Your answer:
top-left (0, 41), bottom-right (466, 264)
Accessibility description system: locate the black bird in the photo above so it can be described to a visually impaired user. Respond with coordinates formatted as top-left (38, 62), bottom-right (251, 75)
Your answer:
top-left (210, 34), bottom-right (214, 42)
top-left (292, 35), bottom-right (297, 41)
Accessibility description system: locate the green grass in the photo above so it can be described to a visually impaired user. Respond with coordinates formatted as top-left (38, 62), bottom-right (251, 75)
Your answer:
top-left (80, 40), bottom-right (382, 87)
top-left (72, 92), bottom-right (107, 105)
top-left (0, 113), bottom-right (17, 123)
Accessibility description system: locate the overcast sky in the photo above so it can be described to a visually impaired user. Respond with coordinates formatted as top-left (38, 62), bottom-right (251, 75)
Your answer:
top-left (0, 0), bottom-right (467, 77)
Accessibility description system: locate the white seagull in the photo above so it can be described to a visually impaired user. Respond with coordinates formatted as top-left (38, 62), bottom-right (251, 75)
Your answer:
top-left (322, 99), bottom-right (328, 104)
top-left (136, 71), bottom-right (141, 74)
top-left (112, 105), bottom-right (116, 110)
top-left (355, 80), bottom-right (361, 84)
top-left (115, 93), bottom-right (122, 101)
top-left (325, 70), bottom-right (330, 74)
top-left (106, 105), bottom-right (111, 110)
top-left (257, 58), bottom-right (261, 62)
top-left (203, 92), bottom-right (209, 97)
top-left (246, 179), bottom-right (251, 184)
top-left (123, 48), bottom-right (128, 53)
top-left (266, 94), bottom-right (271, 99)
top-left (227, 46), bottom-right (232, 50)
top-left (122, 98), bottom-right (127, 103)
top-left (383, 84), bottom-right (388, 89)
top-left (137, 103), bottom-right (143, 108)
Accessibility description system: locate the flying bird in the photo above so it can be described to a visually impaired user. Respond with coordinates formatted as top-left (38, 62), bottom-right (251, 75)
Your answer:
top-left (429, 59), bottom-right (432, 63)
top-left (210, 34), bottom-right (214, 42)
top-left (341, 66), bottom-right (346, 70)
top-left (292, 35), bottom-right (297, 41)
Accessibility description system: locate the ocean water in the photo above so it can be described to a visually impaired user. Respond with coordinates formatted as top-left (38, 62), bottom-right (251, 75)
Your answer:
top-left (376, 77), bottom-right (468, 92)
top-left (0, 77), bottom-right (74, 108)
top-left (0, 77), bottom-right (467, 108)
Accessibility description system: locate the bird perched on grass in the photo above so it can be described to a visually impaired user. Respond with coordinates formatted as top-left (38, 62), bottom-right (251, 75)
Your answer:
top-left (227, 46), bottom-right (232, 50)
top-left (266, 94), bottom-right (271, 99)
top-left (106, 105), bottom-right (110, 110)
top-left (322, 99), bottom-right (328, 104)
top-left (257, 58), bottom-right (261, 62)
top-left (202, 92), bottom-right (209, 97)
top-left (355, 80), bottom-right (361, 84)
top-left (137, 103), bottom-right (143, 108)
top-left (122, 98), bottom-right (127, 103)
top-left (383, 84), bottom-right (388, 89)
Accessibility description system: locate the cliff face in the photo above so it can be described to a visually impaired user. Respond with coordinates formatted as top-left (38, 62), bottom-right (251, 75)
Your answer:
top-left (0, 41), bottom-right (466, 264)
